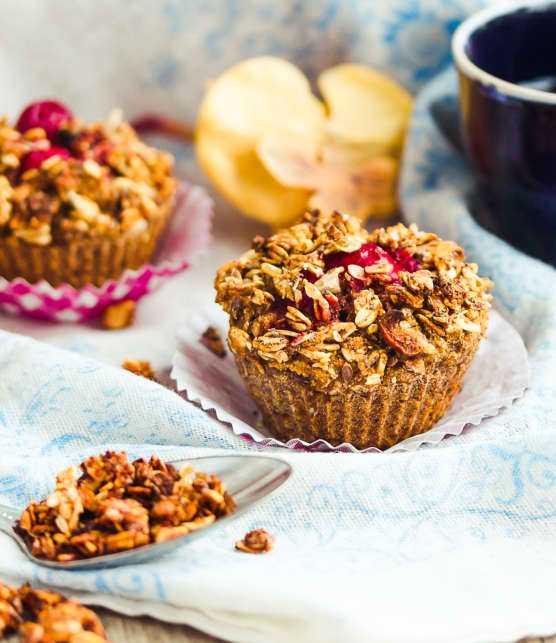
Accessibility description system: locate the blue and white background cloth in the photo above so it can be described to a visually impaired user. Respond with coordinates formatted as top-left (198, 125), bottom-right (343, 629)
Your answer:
top-left (1, 1), bottom-right (556, 642)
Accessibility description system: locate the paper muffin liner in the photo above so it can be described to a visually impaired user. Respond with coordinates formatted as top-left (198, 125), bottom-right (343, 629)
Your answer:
top-left (0, 181), bottom-right (213, 322)
top-left (171, 306), bottom-right (530, 453)
top-left (0, 197), bottom-right (173, 289)
top-left (232, 345), bottom-right (479, 450)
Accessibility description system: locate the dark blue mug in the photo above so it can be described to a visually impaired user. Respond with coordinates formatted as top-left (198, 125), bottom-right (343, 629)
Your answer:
top-left (453, 1), bottom-right (556, 265)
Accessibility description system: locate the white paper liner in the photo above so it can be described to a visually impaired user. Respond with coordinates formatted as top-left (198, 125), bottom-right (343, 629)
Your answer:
top-left (170, 306), bottom-right (530, 453)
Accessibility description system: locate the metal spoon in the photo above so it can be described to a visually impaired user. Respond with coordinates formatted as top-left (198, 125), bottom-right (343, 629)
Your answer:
top-left (0, 455), bottom-right (291, 570)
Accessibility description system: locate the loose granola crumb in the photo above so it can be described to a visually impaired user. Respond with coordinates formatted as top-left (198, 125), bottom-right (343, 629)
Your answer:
top-left (122, 359), bottom-right (156, 380)
top-left (101, 300), bottom-right (135, 330)
top-left (15, 452), bottom-right (235, 562)
top-left (235, 528), bottom-right (275, 554)
top-left (201, 326), bottom-right (226, 358)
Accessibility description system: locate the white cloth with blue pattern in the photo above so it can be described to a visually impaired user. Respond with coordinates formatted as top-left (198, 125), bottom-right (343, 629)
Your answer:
top-left (1, 2), bottom-right (556, 642)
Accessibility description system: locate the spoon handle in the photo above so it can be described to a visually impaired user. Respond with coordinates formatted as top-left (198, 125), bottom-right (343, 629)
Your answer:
top-left (0, 504), bottom-right (19, 535)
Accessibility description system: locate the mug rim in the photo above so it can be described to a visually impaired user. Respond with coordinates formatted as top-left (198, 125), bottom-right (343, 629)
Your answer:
top-left (452, 0), bottom-right (556, 105)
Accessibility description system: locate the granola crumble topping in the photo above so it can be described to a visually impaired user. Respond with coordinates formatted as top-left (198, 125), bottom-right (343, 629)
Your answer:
top-left (215, 210), bottom-right (493, 392)
top-left (0, 102), bottom-right (176, 247)
top-left (15, 452), bottom-right (235, 562)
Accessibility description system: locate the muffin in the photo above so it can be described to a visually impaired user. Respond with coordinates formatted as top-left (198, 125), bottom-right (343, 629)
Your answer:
top-left (215, 210), bottom-right (493, 449)
top-left (0, 100), bottom-right (177, 288)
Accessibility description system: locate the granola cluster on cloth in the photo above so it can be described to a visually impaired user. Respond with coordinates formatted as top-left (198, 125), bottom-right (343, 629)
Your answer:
top-left (235, 528), bottom-right (275, 554)
top-left (15, 452), bottom-right (235, 562)
top-left (0, 101), bottom-right (176, 246)
top-left (215, 210), bottom-right (493, 393)
top-left (121, 359), bottom-right (156, 380)
top-left (0, 581), bottom-right (106, 642)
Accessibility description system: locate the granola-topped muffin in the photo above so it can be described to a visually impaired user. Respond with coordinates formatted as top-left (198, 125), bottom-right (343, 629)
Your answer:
top-left (215, 210), bottom-right (493, 449)
top-left (0, 100), bottom-right (177, 287)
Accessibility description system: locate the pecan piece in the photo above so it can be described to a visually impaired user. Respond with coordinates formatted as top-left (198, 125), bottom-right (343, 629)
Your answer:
top-left (235, 528), bottom-right (275, 554)
top-left (385, 283), bottom-right (424, 309)
top-left (379, 310), bottom-right (435, 357)
top-left (341, 363), bottom-right (353, 382)
top-left (18, 584), bottom-right (64, 618)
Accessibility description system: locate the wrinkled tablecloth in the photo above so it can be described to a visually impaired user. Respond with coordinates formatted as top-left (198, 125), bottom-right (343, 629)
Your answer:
top-left (1, 2), bottom-right (555, 642)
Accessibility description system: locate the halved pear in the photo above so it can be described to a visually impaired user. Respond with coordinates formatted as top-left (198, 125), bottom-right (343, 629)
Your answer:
top-left (318, 63), bottom-right (413, 164)
top-left (257, 135), bottom-right (398, 221)
top-left (196, 57), bottom-right (325, 225)
top-left (256, 135), bottom-right (323, 189)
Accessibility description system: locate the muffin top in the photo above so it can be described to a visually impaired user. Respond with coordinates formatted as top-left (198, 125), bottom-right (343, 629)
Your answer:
top-left (0, 101), bottom-right (176, 246)
top-left (215, 210), bottom-right (493, 393)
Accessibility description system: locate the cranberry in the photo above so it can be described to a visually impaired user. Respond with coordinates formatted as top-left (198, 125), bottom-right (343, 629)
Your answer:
top-left (389, 247), bottom-right (421, 273)
top-left (21, 147), bottom-right (71, 172)
top-left (272, 243), bottom-right (419, 331)
top-left (326, 242), bottom-right (397, 290)
top-left (16, 100), bottom-right (73, 140)
top-left (326, 242), bottom-right (396, 274)
top-left (325, 242), bottom-right (420, 290)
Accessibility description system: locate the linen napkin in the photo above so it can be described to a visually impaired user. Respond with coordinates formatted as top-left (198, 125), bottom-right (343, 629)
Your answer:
top-left (1, 2), bottom-right (556, 642)
top-left (1, 332), bottom-right (555, 643)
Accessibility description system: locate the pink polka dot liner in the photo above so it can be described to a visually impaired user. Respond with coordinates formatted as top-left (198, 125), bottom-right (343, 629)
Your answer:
top-left (0, 181), bottom-right (213, 322)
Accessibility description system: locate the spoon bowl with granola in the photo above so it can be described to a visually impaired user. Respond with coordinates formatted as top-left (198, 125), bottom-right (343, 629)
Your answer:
top-left (0, 453), bottom-right (291, 570)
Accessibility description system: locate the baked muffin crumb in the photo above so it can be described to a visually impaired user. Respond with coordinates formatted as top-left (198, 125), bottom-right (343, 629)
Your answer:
top-left (101, 300), bottom-right (135, 329)
top-left (201, 326), bottom-right (226, 357)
